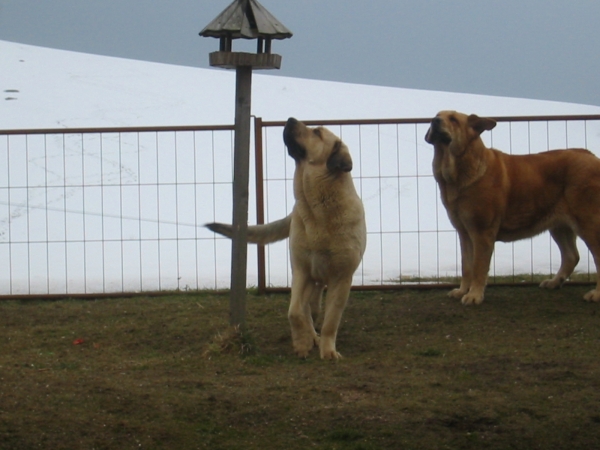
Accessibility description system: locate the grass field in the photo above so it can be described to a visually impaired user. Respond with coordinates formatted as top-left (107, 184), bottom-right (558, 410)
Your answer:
top-left (2, 285), bottom-right (600, 449)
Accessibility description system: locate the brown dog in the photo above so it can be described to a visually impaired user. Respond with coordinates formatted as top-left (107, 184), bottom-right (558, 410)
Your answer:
top-left (207, 118), bottom-right (366, 359)
top-left (425, 110), bottom-right (600, 305)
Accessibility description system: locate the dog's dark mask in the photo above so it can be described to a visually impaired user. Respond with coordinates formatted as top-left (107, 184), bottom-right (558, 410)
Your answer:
top-left (283, 118), bottom-right (306, 161)
top-left (425, 118), bottom-right (452, 145)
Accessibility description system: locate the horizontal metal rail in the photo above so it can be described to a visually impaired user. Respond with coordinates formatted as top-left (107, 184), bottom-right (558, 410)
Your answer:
top-left (0, 124), bottom-right (235, 136)
top-left (260, 114), bottom-right (600, 128)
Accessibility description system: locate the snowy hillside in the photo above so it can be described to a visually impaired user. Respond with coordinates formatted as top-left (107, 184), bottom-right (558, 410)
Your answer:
top-left (3, 40), bottom-right (600, 130)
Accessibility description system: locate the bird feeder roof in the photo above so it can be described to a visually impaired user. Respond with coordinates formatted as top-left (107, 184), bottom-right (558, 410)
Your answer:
top-left (200, 0), bottom-right (292, 40)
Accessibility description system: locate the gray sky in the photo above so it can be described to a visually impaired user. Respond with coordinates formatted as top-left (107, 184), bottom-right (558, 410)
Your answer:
top-left (2, 0), bottom-right (600, 106)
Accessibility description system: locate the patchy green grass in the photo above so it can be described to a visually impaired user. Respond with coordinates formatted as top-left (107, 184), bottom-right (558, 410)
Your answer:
top-left (2, 285), bottom-right (600, 449)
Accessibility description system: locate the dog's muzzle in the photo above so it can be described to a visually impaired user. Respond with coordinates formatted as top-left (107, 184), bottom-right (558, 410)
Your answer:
top-left (426, 117), bottom-right (451, 145)
top-left (283, 117), bottom-right (306, 160)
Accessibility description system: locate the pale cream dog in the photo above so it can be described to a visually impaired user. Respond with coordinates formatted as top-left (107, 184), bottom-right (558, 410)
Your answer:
top-left (207, 118), bottom-right (366, 359)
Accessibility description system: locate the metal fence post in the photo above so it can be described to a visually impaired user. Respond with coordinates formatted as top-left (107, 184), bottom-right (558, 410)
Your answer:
top-left (254, 117), bottom-right (267, 295)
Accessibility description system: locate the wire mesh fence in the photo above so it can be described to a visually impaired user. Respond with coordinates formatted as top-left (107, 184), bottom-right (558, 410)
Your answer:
top-left (1, 115), bottom-right (600, 298)
top-left (0, 125), bottom-right (237, 297)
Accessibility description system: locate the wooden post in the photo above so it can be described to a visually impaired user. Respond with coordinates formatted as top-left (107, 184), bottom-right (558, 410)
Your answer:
top-left (200, 0), bottom-right (291, 331)
top-left (229, 65), bottom-right (253, 328)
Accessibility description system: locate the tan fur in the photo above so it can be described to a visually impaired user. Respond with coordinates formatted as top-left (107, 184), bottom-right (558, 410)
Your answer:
top-left (207, 118), bottom-right (366, 359)
top-left (425, 110), bottom-right (600, 305)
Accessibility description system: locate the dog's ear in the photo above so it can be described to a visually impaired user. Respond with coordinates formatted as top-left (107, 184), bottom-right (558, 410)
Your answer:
top-left (327, 141), bottom-right (353, 173)
top-left (468, 114), bottom-right (496, 136)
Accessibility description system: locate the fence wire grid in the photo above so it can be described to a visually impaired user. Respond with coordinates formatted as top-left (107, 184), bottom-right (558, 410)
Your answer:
top-left (1, 115), bottom-right (600, 298)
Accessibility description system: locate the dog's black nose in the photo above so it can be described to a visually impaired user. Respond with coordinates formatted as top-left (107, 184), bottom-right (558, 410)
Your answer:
top-left (432, 117), bottom-right (442, 127)
top-left (286, 117), bottom-right (298, 126)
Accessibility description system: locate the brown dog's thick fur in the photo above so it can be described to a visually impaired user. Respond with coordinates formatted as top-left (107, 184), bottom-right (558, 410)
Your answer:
top-left (425, 110), bottom-right (600, 305)
top-left (207, 118), bottom-right (366, 359)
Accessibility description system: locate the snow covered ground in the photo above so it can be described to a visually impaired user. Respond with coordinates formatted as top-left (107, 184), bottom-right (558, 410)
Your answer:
top-left (2, 40), bottom-right (600, 294)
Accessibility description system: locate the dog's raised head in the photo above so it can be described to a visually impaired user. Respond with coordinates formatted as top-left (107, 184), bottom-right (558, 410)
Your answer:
top-left (425, 111), bottom-right (497, 154)
top-left (283, 118), bottom-right (353, 174)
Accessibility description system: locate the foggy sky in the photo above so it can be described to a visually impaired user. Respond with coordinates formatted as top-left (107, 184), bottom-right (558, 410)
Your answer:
top-left (1, 0), bottom-right (599, 106)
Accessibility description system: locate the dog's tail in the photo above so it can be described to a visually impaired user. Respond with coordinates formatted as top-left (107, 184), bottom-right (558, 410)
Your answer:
top-left (205, 215), bottom-right (291, 245)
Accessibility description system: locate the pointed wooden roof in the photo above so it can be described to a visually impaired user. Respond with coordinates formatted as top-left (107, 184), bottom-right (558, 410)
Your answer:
top-left (200, 0), bottom-right (292, 40)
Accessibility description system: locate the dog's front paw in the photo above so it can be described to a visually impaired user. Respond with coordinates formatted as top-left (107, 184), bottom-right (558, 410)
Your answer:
top-left (461, 292), bottom-right (484, 306)
top-left (320, 350), bottom-right (342, 360)
top-left (448, 288), bottom-right (467, 299)
top-left (292, 334), bottom-right (319, 358)
top-left (540, 277), bottom-right (564, 289)
top-left (319, 337), bottom-right (342, 360)
top-left (292, 336), bottom-right (316, 358)
top-left (583, 289), bottom-right (600, 302)
top-left (294, 348), bottom-right (310, 358)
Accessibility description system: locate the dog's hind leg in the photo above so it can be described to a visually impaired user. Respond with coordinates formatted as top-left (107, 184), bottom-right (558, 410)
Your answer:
top-left (288, 273), bottom-right (321, 358)
top-left (583, 247), bottom-right (600, 302)
top-left (578, 230), bottom-right (600, 302)
top-left (319, 277), bottom-right (353, 360)
top-left (308, 282), bottom-right (325, 330)
top-left (540, 226), bottom-right (579, 289)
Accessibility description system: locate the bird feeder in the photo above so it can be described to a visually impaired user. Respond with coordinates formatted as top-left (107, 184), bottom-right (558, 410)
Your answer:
top-left (200, 0), bottom-right (292, 70)
top-left (200, 0), bottom-right (292, 328)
